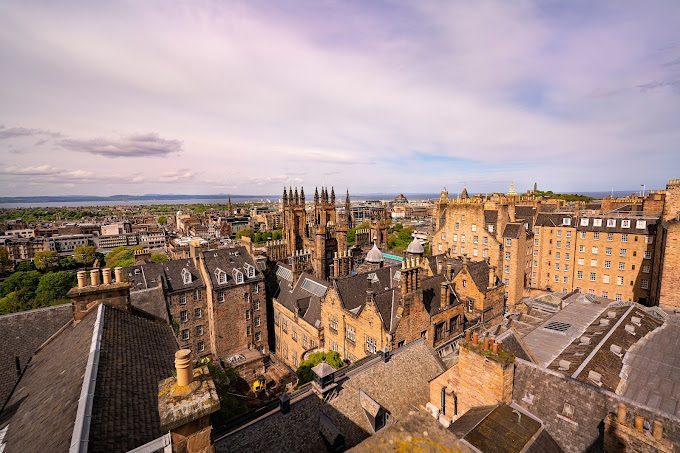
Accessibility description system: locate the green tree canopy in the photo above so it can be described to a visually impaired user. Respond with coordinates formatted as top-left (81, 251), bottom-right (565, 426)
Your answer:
top-left (158, 215), bottom-right (168, 225)
top-left (236, 228), bottom-right (253, 239)
top-left (15, 261), bottom-right (35, 272)
top-left (295, 351), bottom-right (344, 386)
top-left (0, 247), bottom-right (11, 274)
top-left (1, 270), bottom-right (41, 297)
top-left (73, 245), bottom-right (97, 266)
top-left (34, 250), bottom-right (59, 271)
top-left (151, 252), bottom-right (169, 263)
top-left (35, 271), bottom-right (76, 306)
top-left (105, 246), bottom-right (143, 268)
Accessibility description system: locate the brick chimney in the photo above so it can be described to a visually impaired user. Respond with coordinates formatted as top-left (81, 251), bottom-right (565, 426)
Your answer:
top-left (488, 265), bottom-right (496, 289)
top-left (67, 267), bottom-right (131, 322)
top-left (604, 404), bottom-right (673, 453)
top-left (440, 282), bottom-right (450, 309)
top-left (189, 239), bottom-right (204, 269)
top-left (158, 349), bottom-right (220, 453)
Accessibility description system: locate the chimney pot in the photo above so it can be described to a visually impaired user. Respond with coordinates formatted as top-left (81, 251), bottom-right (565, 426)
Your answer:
top-left (175, 349), bottom-right (193, 387)
top-left (652, 419), bottom-right (663, 440)
top-left (102, 268), bottom-right (112, 285)
top-left (492, 340), bottom-right (499, 354)
top-left (617, 403), bottom-right (627, 424)
top-left (465, 330), bottom-right (471, 342)
top-left (77, 270), bottom-right (87, 288)
top-left (484, 337), bottom-right (491, 351)
top-left (472, 332), bottom-right (479, 345)
top-left (114, 267), bottom-right (123, 282)
top-left (634, 415), bottom-right (644, 432)
top-left (89, 269), bottom-right (100, 286)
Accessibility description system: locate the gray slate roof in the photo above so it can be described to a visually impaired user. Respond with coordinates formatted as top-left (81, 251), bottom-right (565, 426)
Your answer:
top-left (202, 246), bottom-right (262, 288)
top-left (0, 304), bottom-right (73, 408)
top-left (274, 269), bottom-right (327, 328)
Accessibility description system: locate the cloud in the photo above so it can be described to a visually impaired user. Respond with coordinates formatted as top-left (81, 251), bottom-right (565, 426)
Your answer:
top-left (0, 125), bottom-right (61, 140)
top-left (58, 133), bottom-right (182, 157)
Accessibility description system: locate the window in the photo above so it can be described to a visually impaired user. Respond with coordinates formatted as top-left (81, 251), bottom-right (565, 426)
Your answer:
top-left (602, 291), bottom-right (608, 298)
top-left (554, 275), bottom-right (559, 282)
top-left (642, 264), bottom-right (650, 273)
top-left (565, 253), bottom-right (571, 260)
top-left (217, 290), bottom-right (225, 302)
top-left (441, 232), bottom-right (446, 240)
top-left (453, 234), bottom-right (458, 242)
top-left (607, 233), bottom-right (614, 241)
top-left (578, 258), bottom-right (585, 265)
top-left (644, 251), bottom-right (652, 259)
top-left (590, 272), bottom-right (596, 282)
top-left (505, 238), bottom-right (512, 247)
top-left (556, 230), bottom-right (562, 237)
top-left (193, 289), bottom-right (201, 301)
top-left (593, 232), bottom-right (600, 240)
top-left (565, 264), bottom-right (570, 271)
top-left (563, 217), bottom-right (572, 225)
top-left (615, 294), bottom-right (622, 301)
top-left (253, 299), bottom-right (260, 310)
top-left (180, 310), bottom-right (188, 322)
top-left (346, 325), bottom-right (356, 343)
top-left (471, 224), bottom-right (477, 232)
top-left (467, 300), bottom-right (474, 312)
top-left (244, 263), bottom-right (256, 278)
top-left (577, 271), bottom-right (583, 280)
top-left (461, 234), bottom-right (466, 243)
top-left (555, 263), bottom-right (560, 270)
top-left (621, 219), bottom-right (630, 228)
top-left (196, 325), bottom-right (204, 336)
top-left (179, 294), bottom-right (187, 305)
top-left (488, 224), bottom-right (495, 233)
top-left (504, 265), bottom-right (510, 274)
top-left (566, 230), bottom-right (572, 238)
top-left (534, 239), bottom-right (539, 246)
top-left (636, 220), bottom-right (646, 229)
top-left (329, 316), bottom-right (338, 333)
top-left (621, 234), bottom-right (628, 243)
top-left (580, 232), bottom-right (587, 240)
top-left (460, 246), bottom-right (465, 254)
top-left (255, 332), bottom-right (261, 342)
top-left (605, 260), bottom-right (611, 269)
top-left (181, 329), bottom-right (189, 340)
top-left (607, 219), bottom-right (616, 228)
top-left (618, 262), bottom-right (625, 271)
top-left (292, 329), bottom-right (297, 342)
top-left (566, 241), bottom-right (571, 249)
top-left (646, 236), bottom-right (654, 244)
top-left (580, 218), bottom-right (589, 226)
top-left (252, 283), bottom-right (259, 294)
top-left (620, 249), bottom-right (627, 257)
top-left (366, 335), bottom-right (377, 354)
top-left (215, 268), bottom-right (227, 284)
top-left (603, 275), bottom-right (610, 284)
top-left (590, 259), bottom-right (597, 267)
top-left (606, 247), bottom-right (612, 255)
top-left (533, 250), bottom-right (539, 256)
top-left (233, 269), bottom-right (244, 284)
top-left (563, 276), bottom-right (569, 283)
top-left (245, 309), bottom-right (251, 320)
top-left (556, 252), bottom-right (561, 259)
top-left (617, 276), bottom-right (624, 286)
top-left (197, 341), bottom-right (205, 352)
top-left (254, 316), bottom-right (261, 327)
top-left (505, 252), bottom-right (511, 260)
top-left (194, 308), bottom-right (202, 318)
top-left (473, 235), bottom-right (479, 244)
top-left (593, 219), bottom-right (602, 227)
top-left (556, 241), bottom-right (562, 248)
top-left (482, 249), bottom-right (488, 258)
top-left (473, 248), bottom-right (478, 257)
top-left (641, 279), bottom-right (649, 289)
top-left (579, 245), bottom-right (585, 253)
top-left (483, 237), bottom-right (488, 245)
top-left (592, 247), bottom-right (598, 254)
top-left (182, 268), bottom-right (192, 285)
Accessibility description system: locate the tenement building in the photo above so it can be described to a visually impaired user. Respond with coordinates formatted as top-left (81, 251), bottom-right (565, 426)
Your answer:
top-left (127, 241), bottom-right (269, 375)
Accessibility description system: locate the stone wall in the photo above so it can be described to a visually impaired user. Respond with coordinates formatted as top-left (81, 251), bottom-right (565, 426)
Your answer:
top-left (658, 222), bottom-right (680, 309)
top-left (456, 342), bottom-right (513, 415)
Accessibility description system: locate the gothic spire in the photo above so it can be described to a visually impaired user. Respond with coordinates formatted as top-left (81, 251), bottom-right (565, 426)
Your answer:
top-left (300, 187), bottom-right (305, 204)
top-left (330, 187), bottom-right (336, 205)
top-left (283, 187), bottom-right (288, 206)
top-left (294, 187), bottom-right (299, 205)
top-left (314, 187), bottom-right (319, 204)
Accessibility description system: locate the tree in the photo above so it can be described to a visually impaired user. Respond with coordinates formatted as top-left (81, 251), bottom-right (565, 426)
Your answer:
top-left (151, 252), bottom-right (169, 263)
top-left (35, 271), bottom-right (76, 306)
top-left (34, 251), bottom-right (59, 271)
top-left (58, 256), bottom-right (78, 270)
top-left (15, 261), bottom-right (35, 272)
top-left (0, 292), bottom-right (22, 315)
top-left (295, 351), bottom-right (344, 386)
top-left (158, 215), bottom-right (168, 226)
top-left (73, 245), bottom-right (97, 266)
top-left (0, 247), bottom-right (11, 274)
top-left (236, 228), bottom-right (253, 239)
top-left (105, 246), bottom-right (141, 268)
top-left (1, 270), bottom-right (41, 297)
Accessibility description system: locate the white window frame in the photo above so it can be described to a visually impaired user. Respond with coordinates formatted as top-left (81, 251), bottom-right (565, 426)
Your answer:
top-left (621, 219), bottom-right (630, 228)
top-left (232, 269), bottom-right (244, 284)
top-left (181, 268), bottom-right (192, 285)
top-left (607, 219), bottom-right (616, 228)
top-left (580, 218), bottom-right (589, 226)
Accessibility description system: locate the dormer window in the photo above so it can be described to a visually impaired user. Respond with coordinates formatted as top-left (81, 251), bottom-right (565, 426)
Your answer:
top-left (607, 219), bottom-right (616, 227)
top-left (580, 218), bottom-right (589, 226)
top-left (181, 268), bottom-right (192, 285)
top-left (215, 268), bottom-right (227, 284)
top-left (244, 262), bottom-right (256, 278)
top-left (593, 219), bottom-right (602, 227)
top-left (621, 219), bottom-right (631, 228)
top-left (636, 220), bottom-right (646, 229)
top-left (562, 217), bottom-right (571, 226)
top-left (359, 390), bottom-right (390, 432)
top-left (233, 269), bottom-right (244, 284)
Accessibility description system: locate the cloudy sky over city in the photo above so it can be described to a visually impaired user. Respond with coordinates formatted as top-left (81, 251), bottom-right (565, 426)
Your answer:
top-left (1, 0), bottom-right (679, 196)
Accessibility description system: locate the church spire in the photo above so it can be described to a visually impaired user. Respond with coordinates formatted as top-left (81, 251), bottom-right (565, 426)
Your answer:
top-left (283, 187), bottom-right (288, 206)
top-left (345, 189), bottom-right (351, 224)
top-left (314, 187), bottom-right (319, 205)
top-left (294, 187), bottom-right (299, 205)
top-left (300, 187), bottom-right (305, 204)
top-left (330, 187), bottom-right (336, 205)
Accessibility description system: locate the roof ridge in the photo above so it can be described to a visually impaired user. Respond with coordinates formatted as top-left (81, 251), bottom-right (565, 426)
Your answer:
top-left (0, 303), bottom-right (71, 319)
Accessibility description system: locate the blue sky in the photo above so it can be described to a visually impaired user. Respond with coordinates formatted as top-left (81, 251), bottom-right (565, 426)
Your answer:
top-left (0, 0), bottom-right (679, 196)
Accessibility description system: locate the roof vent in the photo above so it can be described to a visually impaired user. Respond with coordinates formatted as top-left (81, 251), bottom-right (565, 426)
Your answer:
top-left (610, 344), bottom-right (623, 357)
top-left (607, 311), bottom-right (617, 319)
top-left (625, 324), bottom-right (636, 335)
top-left (544, 321), bottom-right (571, 333)
top-left (579, 336), bottom-right (591, 345)
top-left (631, 316), bottom-right (641, 326)
top-left (558, 360), bottom-right (571, 371)
top-left (599, 319), bottom-right (610, 327)
top-left (588, 370), bottom-right (603, 386)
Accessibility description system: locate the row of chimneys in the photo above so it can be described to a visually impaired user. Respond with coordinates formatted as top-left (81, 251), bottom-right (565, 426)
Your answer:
top-left (333, 250), bottom-right (352, 278)
top-left (76, 267), bottom-right (124, 288)
top-left (465, 330), bottom-right (504, 354)
top-left (616, 403), bottom-right (665, 441)
top-left (401, 257), bottom-right (423, 296)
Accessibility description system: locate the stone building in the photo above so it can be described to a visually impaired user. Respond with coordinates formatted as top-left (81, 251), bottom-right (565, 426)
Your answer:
top-left (271, 263), bottom-right (327, 369)
top-left (281, 186), bottom-right (351, 280)
top-left (655, 178), bottom-right (680, 309)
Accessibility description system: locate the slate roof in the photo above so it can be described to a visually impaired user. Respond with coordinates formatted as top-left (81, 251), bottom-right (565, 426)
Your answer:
top-left (502, 222), bottom-right (523, 239)
top-left (0, 304), bottom-right (73, 408)
top-left (0, 305), bottom-right (178, 453)
top-left (575, 215), bottom-right (658, 235)
top-left (127, 259), bottom-right (204, 294)
top-left (129, 284), bottom-right (170, 323)
top-left (450, 403), bottom-right (561, 453)
top-left (420, 274), bottom-right (460, 316)
top-left (334, 267), bottom-right (401, 311)
top-left (463, 259), bottom-right (494, 294)
top-left (202, 246), bottom-right (262, 288)
top-left (274, 270), bottom-right (327, 329)
top-left (484, 210), bottom-right (498, 226)
top-left (535, 213), bottom-right (574, 228)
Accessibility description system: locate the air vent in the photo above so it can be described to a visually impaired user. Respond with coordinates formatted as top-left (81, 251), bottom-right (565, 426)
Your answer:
top-left (599, 319), bottom-right (610, 327)
top-left (544, 321), bottom-right (571, 333)
top-left (579, 336), bottom-right (591, 345)
top-left (625, 324), bottom-right (636, 335)
top-left (631, 316), bottom-right (641, 326)
top-left (588, 370), bottom-right (602, 386)
top-left (558, 360), bottom-right (571, 371)
top-left (610, 344), bottom-right (623, 357)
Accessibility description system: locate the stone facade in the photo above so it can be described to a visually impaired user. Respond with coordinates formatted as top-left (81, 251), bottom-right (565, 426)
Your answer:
top-left (657, 179), bottom-right (680, 309)
top-left (273, 298), bottom-right (322, 369)
top-left (167, 288), bottom-right (210, 355)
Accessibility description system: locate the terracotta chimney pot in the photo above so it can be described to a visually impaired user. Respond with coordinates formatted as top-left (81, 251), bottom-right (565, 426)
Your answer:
top-left (465, 330), bottom-right (471, 342)
top-left (472, 332), bottom-right (479, 345)
top-left (175, 349), bottom-right (193, 387)
top-left (77, 270), bottom-right (87, 288)
top-left (652, 420), bottom-right (663, 440)
top-left (89, 269), bottom-right (100, 286)
top-left (102, 268), bottom-right (112, 285)
top-left (492, 341), bottom-right (499, 354)
top-left (634, 415), bottom-right (644, 432)
top-left (114, 267), bottom-right (123, 282)
top-left (617, 403), bottom-right (627, 424)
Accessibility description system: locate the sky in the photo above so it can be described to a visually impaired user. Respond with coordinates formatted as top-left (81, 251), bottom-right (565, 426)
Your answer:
top-left (1, 0), bottom-right (679, 196)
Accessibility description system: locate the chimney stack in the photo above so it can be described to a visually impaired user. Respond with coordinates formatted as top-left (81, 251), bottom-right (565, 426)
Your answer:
top-left (465, 330), bottom-right (471, 342)
top-left (90, 269), bottom-right (100, 286)
top-left (653, 420), bottom-right (664, 440)
top-left (446, 263), bottom-right (453, 279)
top-left (102, 267), bottom-right (112, 285)
top-left (114, 266), bottom-right (123, 283)
top-left (175, 349), bottom-right (193, 387)
top-left (77, 270), bottom-right (87, 288)
top-left (440, 282), bottom-right (449, 309)
top-left (488, 266), bottom-right (495, 288)
top-left (472, 332), bottom-right (479, 345)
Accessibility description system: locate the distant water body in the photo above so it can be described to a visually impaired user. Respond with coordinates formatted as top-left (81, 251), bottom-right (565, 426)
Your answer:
top-left (0, 191), bottom-right (640, 208)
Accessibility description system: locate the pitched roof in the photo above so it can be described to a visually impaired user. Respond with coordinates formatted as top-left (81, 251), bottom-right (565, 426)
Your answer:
top-left (201, 246), bottom-right (262, 288)
top-left (274, 270), bottom-right (327, 328)
top-left (502, 222), bottom-right (523, 239)
top-left (0, 305), bottom-right (178, 453)
top-left (0, 304), bottom-right (73, 408)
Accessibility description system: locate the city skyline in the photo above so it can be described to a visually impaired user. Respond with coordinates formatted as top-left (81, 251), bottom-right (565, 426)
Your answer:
top-left (1, 0), bottom-right (680, 196)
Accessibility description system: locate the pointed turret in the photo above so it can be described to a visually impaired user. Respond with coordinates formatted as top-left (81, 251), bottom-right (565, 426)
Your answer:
top-left (283, 187), bottom-right (288, 206)
top-left (330, 187), bottom-right (336, 205)
top-left (460, 185), bottom-right (469, 199)
top-left (345, 189), bottom-right (351, 224)
top-left (300, 187), bottom-right (305, 204)
top-left (314, 187), bottom-right (319, 205)
top-left (294, 187), bottom-right (299, 205)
